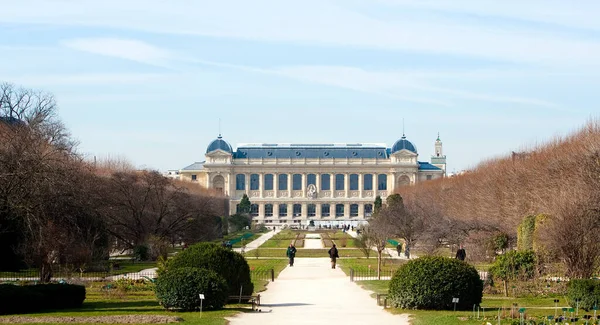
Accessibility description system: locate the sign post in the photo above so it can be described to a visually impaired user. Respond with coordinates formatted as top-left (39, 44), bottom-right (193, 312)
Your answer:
top-left (553, 299), bottom-right (559, 318)
top-left (199, 294), bottom-right (205, 317)
top-left (518, 308), bottom-right (526, 325)
top-left (452, 298), bottom-right (459, 312)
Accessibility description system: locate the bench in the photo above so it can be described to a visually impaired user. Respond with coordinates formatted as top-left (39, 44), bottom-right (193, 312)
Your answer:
top-left (228, 294), bottom-right (261, 311)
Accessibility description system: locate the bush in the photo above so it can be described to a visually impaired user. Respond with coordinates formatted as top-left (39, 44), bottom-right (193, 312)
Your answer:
top-left (489, 250), bottom-right (536, 282)
top-left (0, 283), bottom-right (85, 315)
top-left (133, 244), bottom-right (150, 261)
top-left (567, 279), bottom-right (600, 311)
top-left (167, 242), bottom-right (253, 296)
top-left (155, 267), bottom-right (228, 311)
top-left (388, 256), bottom-right (483, 310)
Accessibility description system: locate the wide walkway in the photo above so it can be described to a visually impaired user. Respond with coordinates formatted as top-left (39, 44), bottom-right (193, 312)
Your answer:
top-left (233, 228), bottom-right (282, 253)
top-left (227, 258), bottom-right (410, 325)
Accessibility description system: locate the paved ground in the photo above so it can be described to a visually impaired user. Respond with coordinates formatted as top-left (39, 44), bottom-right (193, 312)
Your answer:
top-left (304, 234), bottom-right (323, 249)
top-left (234, 229), bottom-right (282, 254)
top-left (226, 258), bottom-right (410, 325)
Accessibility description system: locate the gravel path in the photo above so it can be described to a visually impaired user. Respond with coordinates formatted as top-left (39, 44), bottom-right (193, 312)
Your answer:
top-left (226, 258), bottom-right (410, 325)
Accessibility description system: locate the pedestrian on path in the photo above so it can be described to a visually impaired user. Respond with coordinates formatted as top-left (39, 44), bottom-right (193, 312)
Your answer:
top-left (286, 243), bottom-right (297, 266)
top-left (328, 244), bottom-right (339, 269)
top-left (455, 245), bottom-right (466, 261)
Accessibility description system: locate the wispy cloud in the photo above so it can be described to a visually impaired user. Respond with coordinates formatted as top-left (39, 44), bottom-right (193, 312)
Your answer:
top-left (62, 38), bottom-right (174, 67)
top-left (7, 73), bottom-right (170, 86)
top-left (4, 1), bottom-right (600, 67)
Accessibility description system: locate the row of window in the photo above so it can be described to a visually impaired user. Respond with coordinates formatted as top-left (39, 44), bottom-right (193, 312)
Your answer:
top-left (235, 173), bottom-right (387, 191)
top-left (238, 203), bottom-right (374, 217)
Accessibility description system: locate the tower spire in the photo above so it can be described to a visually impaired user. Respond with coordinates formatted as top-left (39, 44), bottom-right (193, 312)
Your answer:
top-left (218, 118), bottom-right (222, 138)
top-left (402, 118), bottom-right (405, 138)
top-left (437, 132), bottom-right (440, 141)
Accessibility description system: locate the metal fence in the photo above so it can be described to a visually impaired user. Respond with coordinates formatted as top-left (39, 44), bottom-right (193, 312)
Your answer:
top-left (349, 268), bottom-right (488, 282)
top-left (0, 269), bottom-right (275, 283)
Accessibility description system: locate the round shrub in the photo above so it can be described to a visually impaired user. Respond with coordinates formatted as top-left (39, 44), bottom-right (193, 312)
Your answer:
top-left (567, 279), bottom-right (600, 311)
top-left (0, 284), bottom-right (43, 315)
top-left (155, 267), bottom-right (228, 311)
top-left (32, 283), bottom-right (86, 309)
top-left (388, 256), bottom-right (483, 310)
top-left (167, 242), bottom-right (253, 296)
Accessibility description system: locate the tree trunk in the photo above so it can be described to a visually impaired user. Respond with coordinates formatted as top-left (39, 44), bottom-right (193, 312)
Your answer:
top-left (40, 261), bottom-right (53, 283)
top-left (503, 279), bottom-right (508, 297)
top-left (377, 250), bottom-right (382, 280)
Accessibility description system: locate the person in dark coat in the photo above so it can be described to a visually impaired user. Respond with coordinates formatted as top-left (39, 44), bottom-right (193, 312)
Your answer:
top-left (328, 244), bottom-right (339, 269)
top-left (396, 243), bottom-right (402, 257)
top-left (286, 243), bottom-right (297, 266)
top-left (455, 245), bottom-right (466, 261)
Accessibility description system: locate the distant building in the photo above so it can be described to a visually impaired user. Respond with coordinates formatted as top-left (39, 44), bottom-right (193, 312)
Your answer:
top-left (178, 133), bottom-right (446, 227)
top-left (163, 170), bottom-right (181, 180)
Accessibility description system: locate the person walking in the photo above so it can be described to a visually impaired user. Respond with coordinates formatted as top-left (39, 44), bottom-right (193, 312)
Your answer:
top-left (286, 243), bottom-right (297, 267)
top-left (455, 244), bottom-right (466, 261)
top-left (328, 244), bottom-right (339, 269)
top-left (396, 243), bottom-right (402, 257)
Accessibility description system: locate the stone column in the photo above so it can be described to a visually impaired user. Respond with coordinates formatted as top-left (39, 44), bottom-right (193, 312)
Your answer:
top-left (316, 203), bottom-right (322, 219)
top-left (245, 174), bottom-right (250, 195)
top-left (302, 173), bottom-right (307, 198)
top-left (301, 202), bottom-right (307, 219)
top-left (288, 173), bottom-right (292, 198)
top-left (344, 173), bottom-right (349, 198)
top-left (273, 203), bottom-right (279, 218)
top-left (259, 203), bottom-right (264, 218)
top-left (358, 173), bottom-right (363, 198)
top-left (259, 173), bottom-right (264, 198)
top-left (358, 204), bottom-right (364, 219)
top-left (344, 203), bottom-right (350, 219)
top-left (373, 174), bottom-right (378, 197)
top-left (273, 173), bottom-right (278, 198)
top-left (316, 173), bottom-right (321, 194)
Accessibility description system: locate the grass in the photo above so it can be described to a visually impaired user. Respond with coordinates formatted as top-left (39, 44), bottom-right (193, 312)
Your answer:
top-left (250, 248), bottom-right (375, 258)
top-left (358, 280), bottom-right (581, 325)
top-left (246, 259), bottom-right (288, 276)
top-left (337, 258), bottom-right (406, 275)
top-left (0, 283), bottom-right (252, 325)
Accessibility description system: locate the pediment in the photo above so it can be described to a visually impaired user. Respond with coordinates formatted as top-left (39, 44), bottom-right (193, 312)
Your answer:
top-left (206, 149), bottom-right (232, 157)
top-left (390, 149), bottom-right (418, 157)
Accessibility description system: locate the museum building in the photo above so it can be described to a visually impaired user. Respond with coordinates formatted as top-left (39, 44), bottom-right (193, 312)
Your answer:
top-left (178, 134), bottom-right (446, 226)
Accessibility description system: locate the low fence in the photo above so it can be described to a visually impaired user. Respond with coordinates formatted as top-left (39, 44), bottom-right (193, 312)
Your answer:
top-left (349, 268), bottom-right (488, 282)
top-left (0, 269), bottom-right (275, 283)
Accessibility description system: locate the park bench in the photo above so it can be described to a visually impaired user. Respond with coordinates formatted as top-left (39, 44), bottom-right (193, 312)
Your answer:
top-left (228, 294), bottom-right (261, 311)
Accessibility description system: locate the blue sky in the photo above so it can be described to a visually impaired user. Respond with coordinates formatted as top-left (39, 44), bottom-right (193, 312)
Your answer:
top-left (2, 1), bottom-right (599, 173)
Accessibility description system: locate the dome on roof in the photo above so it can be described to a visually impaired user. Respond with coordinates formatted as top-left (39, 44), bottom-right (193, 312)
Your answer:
top-left (206, 136), bottom-right (233, 154)
top-left (391, 135), bottom-right (417, 154)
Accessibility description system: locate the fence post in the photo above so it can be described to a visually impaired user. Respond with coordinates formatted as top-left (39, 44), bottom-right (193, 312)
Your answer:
top-left (350, 268), bottom-right (354, 282)
top-left (270, 268), bottom-right (274, 282)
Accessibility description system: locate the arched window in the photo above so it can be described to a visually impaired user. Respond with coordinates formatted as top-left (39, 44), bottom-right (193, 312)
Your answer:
top-left (278, 174), bottom-right (288, 190)
top-left (364, 204), bottom-right (373, 217)
top-left (293, 174), bottom-right (302, 190)
top-left (307, 204), bottom-right (316, 217)
top-left (250, 204), bottom-right (259, 217)
top-left (279, 204), bottom-right (288, 217)
top-left (264, 174), bottom-right (274, 190)
top-left (335, 204), bottom-right (344, 217)
top-left (307, 174), bottom-right (316, 186)
top-left (250, 174), bottom-right (260, 190)
top-left (293, 204), bottom-right (302, 217)
top-left (265, 204), bottom-right (273, 217)
top-left (236, 174), bottom-right (246, 190)
top-left (378, 174), bottom-right (387, 190)
top-left (335, 174), bottom-right (345, 191)
top-left (321, 204), bottom-right (330, 217)
top-left (350, 204), bottom-right (359, 217)
top-left (349, 174), bottom-right (359, 190)
top-left (397, 175), bottom-right (410, 187)
top-left (363, 174), bottom-right (373, 190)
top-left (213, 175), bottom-right (225, 194)
top-left (321, 174), bottom-right (331, 190)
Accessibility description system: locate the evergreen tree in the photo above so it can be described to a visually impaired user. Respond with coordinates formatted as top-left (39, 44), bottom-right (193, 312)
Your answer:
top-left (374, 195), bottom-right (383, 215)
top-left (238, 194), bottom-right (252, 216)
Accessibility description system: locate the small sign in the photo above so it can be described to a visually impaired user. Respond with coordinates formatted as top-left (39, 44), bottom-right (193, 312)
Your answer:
top-left (593, 305), bottom-right (598, 311)
top-left (199, 294), bottom-right (205, 300)
top-left (518, 308), bottom-right (526, 313)
top-left (452, 298), bottom-right (459, 303)
top-left (569, 308), bottom-right (575, 313)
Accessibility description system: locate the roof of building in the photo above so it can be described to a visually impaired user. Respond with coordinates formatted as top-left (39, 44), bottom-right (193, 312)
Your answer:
top-left (418, 161), bottom-right (442, 171)
top-left (233, 143), bottom-right (390, 159)
top-left (206, 136), bottom-right (233, 154)
top-left (181, 161), bottom-right (205, 171)
top-left (391, 135), bottom-right (417, 154)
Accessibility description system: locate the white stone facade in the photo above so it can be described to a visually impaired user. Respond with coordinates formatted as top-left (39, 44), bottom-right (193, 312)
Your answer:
top-left (179, 135), bottom-right (446, 227)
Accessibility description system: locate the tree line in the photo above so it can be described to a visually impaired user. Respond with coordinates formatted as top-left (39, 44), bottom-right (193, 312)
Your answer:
top-left (367, 119), bottom-right (600, 278)
top-left (0, 83), bottom-right (227, 281)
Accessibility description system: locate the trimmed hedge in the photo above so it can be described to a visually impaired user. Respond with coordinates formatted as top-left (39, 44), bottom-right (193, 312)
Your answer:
top-left (155, 267), bottom-right (228, 311)
top-left (388, 256), bottom-right (483, 310)
top-left (167, 242), bottom-right (253, 296)
top-left (567, 279), bottom-right (600, 311)
top-left (0, 283), bottom-right (86, 315)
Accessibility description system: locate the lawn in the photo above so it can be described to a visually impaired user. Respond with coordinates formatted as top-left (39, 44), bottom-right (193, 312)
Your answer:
top-left (337, 258), bottom-right (406, 275)
top-left (358, 280), bottom-right (580, 325)
top-left (249, 248), bottom-right (378, 258)
top-left (0, 283), bottom-right (252, 325)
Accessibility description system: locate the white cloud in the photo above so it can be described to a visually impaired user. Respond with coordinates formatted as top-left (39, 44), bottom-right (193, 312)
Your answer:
top-left (7, 73), bottom-right (170, 86)
top-left (62, 38), bottom-right (174, 66)
top-left (3, 1), bottom-right (600, 67)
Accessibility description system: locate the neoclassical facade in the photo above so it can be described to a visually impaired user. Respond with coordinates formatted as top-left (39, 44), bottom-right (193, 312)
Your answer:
top-left (179, 134), bottom-right (446, 227)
